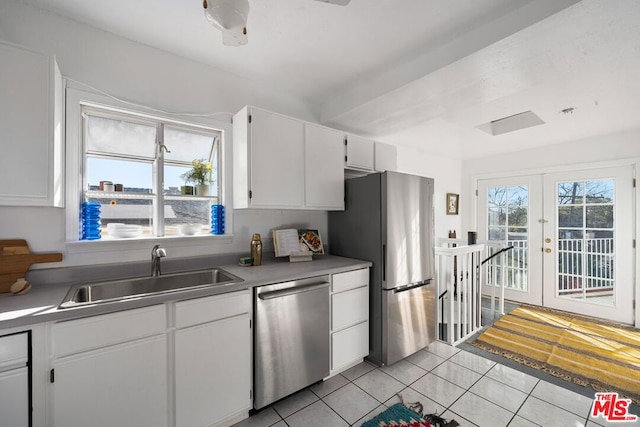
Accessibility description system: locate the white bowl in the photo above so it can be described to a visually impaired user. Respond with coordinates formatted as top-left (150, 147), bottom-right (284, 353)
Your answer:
top-left (179, 224), bottom-right (202, 235)
top-left (108, 224), bottom-right (142, 238)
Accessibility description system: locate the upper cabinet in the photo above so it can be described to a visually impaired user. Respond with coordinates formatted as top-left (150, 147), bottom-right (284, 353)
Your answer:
top-left (233, 106), bottom-right (344, 210)
top-left (374, 142), bottom-right (398, 172)
top-left (344, 134), bottom-right (374, 171)
top-left (304, 124), bottom-right (344, 210)
top-left (233, 106), bottom-right (305, 209)
top-left (0, 41), bottom-right (64, 207)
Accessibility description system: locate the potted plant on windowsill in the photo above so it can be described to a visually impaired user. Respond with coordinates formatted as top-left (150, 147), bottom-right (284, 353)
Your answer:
top-left (181, 159), bottom-right (213, 196)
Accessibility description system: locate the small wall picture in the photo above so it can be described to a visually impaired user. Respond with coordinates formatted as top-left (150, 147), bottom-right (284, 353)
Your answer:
top-left (446, 193), bottom-right (459, 215)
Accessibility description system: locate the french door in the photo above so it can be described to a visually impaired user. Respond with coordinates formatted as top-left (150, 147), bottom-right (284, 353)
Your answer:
top-left (478, 166), bottom-right (635, 324)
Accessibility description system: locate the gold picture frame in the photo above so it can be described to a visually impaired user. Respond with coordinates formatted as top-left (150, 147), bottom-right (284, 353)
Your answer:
top-left (446, 193), bottom-right (459, 215)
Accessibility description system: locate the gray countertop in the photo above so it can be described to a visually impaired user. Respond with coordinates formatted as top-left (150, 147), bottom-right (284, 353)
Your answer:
top-left (0, 254), bottom-right (371, 331)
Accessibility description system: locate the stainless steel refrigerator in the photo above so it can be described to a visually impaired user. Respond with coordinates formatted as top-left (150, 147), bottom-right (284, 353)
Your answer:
top-left (329, 171), bottom-right (436, 366)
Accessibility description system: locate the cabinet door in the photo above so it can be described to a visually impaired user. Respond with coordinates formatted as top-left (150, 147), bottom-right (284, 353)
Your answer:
top-left (304, 124), bottom-right (345, 210)
top-left (345, 134), bottom-right (374, 171)
top-left (51, 336), bottom-right (167, 427)
top-left (175, 314), bottom-right (251, 427)
top-left (0, 367), bottom-right (28, 427)
top-left (331, 321), bottom-right (369, 371)
top-left (249, 108), bottom-right (304, 208)
top-left (0, 42), bottom-right (63, 206)
top-left (374, 142), bottom-right (397, 172)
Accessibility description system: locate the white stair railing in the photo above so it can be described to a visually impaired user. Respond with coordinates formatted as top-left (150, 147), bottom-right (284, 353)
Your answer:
top-left (435, 244), bottom-right (485, 345)
top-left (438, 238), bottom-right (509, 318)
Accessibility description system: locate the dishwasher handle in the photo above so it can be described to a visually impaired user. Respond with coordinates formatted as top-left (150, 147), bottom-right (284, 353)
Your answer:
top-left (258, 282), bottom-right (330, 300)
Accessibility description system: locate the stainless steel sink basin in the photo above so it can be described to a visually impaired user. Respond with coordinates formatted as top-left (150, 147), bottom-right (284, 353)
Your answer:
top-left (59, 268), bottom-right (242, 308)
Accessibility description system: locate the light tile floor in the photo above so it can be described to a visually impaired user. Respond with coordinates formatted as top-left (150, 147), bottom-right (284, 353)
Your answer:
top-left (232, 341), bottom-right (640, 427)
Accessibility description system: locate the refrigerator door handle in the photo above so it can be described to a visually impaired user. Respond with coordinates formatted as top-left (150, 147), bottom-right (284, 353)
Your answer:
top-left (392, 279), bottom-right (433, 293)
top-left (382, 244), bottom-right (386, 282)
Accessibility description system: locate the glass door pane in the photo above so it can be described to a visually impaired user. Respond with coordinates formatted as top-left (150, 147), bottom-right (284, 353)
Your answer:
top-left (556, 179), bottom-right (615, 304)
top-left (487, 185), bottom-right (529, 292)
top-left (478, 175), bottom-right (543, 306)
top-left (543, 166), bottom-right (633, 324)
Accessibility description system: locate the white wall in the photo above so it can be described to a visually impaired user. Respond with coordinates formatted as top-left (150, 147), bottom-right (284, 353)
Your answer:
top-left (396, 146), bottom-right (463, 241)
top-left (460, 128), bottom-right (640, 233)
top-left (0, 1), bottom-right (329, 268)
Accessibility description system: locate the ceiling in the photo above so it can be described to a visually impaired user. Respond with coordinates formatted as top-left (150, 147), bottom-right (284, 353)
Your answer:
top-left (14, 0), bottom-right (640, 159)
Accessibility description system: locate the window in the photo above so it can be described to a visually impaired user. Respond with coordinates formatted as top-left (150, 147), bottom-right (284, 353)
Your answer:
top-left (80, 106), bottom-right (222, 239)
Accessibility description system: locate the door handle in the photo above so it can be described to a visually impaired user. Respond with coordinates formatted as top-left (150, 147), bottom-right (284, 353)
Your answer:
top-left (258, 282), bottom-right (329, 300)
top-left (544, 248), bottom-right (552, 253)
top-left (545, 238), bottom-right (552, 243)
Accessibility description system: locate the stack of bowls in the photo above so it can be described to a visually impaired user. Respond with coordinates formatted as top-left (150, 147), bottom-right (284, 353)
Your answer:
top-left (107, 223), bottom-right (143, 238)
top-left (81, 201), bottom-right (101, 240)
top-left (211, 205), bottom-right (225, 235)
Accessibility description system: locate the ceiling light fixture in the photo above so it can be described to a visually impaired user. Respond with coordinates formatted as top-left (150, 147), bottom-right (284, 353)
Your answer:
top-left (203, 0), bottom-right (249, 47)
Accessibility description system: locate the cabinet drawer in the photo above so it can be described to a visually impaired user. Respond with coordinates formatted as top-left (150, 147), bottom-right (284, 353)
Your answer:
top-left (0, 333), bottom-right (28, 370)
top-left (332, 286), bottom-right (368, 332)
top-left (175, 289), bottom-right (250, 329)
top-left (53, 305), bottom-right (166, 357)
top-left (331, 321), bottom-right (369, 371)
top-left (332, 268), bottom-right (369, 293)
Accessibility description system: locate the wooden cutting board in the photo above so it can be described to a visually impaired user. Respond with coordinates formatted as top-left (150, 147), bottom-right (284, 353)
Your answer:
top-left (0, 240), bottom-right (63, 293)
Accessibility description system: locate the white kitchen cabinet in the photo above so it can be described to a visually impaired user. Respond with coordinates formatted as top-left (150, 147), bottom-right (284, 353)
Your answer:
top-left (374, 142), bottom-right (397, 172)
top-left (0, 332), bottom-right (29, 427)
top-left (233, 106), bottom-right (305, 209)
top-left (50, 306), bottom-right (168, 427)
top-left (330, 268), bottom-right (369, 375)
top-left (174, 291), bottom-right (251, 427)
top-left (304, 123), bottom-right (345, 210)
top-left (0, 41), bottom-right (63, 207)
top-left (345, 134), bottom-right (374, 171)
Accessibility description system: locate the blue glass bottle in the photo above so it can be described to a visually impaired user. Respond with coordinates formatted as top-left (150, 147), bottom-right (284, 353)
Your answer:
top-left (81, 201), bottom-right (102, 240)
top-left (211, 204), bottom-right (225, 235)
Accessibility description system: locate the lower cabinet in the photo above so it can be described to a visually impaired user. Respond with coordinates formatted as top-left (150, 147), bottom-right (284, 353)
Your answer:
top-left (330, 268), bottom-right (370, 375)
top-left (50, 305), bottom-right (168, 427)
top-left (48, 290), bottom-right (252, 427)
top-left (51, 336), bottom-right (168, 427)
top-left (0, 332), bottom-right (29, 427)
top-left (175, 291), bottom-right (251, 427)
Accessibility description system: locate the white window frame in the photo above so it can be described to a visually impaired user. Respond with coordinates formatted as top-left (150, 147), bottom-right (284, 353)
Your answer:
top-left (64, 88), bottom-right (234, 252)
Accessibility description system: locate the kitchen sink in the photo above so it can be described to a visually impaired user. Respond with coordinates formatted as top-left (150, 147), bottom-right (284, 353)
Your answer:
top-left (59, 268), bottom-right (242, 308)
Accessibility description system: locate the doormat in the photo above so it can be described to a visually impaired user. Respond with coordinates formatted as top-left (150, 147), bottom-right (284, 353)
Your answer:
top-left (470, 305), bottom-right (640, 403)
top-left (361, 396), bottom-right (459, 427)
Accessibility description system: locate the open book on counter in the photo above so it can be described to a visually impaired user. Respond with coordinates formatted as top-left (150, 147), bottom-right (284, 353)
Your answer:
top-left (272, 229), bottom-right (325, 261)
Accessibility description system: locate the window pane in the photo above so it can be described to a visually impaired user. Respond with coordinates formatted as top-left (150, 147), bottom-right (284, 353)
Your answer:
top-left (86, 196), bottom-right (153, 238)
top-left (86, 115), bottom-right (156, 158)
top-left (488, 187), bottom-right (506, 207)
top-left (86, 157), bottom-right (153, 193)
top-left (508, 186), bottom-right (528, 206)
top-left (558, 205), bottom-right (583, 228)
top-left (164, 199), bottom-right (211, 236)
top-left (489, 208), bottom-right (505, 226)
top-left (585, 179), bottom-right (614, 204)
top-left (508, 206), bottom-right (527, 226)
top-left (508, 227), bottom-right (527, 240)
top-left (489, 227), bottom-right (506, 240)
top-left (164, 127), bottom-right (216, 163)
top-left (586, 206), bottom-right (613, 228)
top-left (557, 182), bottom-right (583, 205)
top-left (559, 229), bottom-right (583, 239)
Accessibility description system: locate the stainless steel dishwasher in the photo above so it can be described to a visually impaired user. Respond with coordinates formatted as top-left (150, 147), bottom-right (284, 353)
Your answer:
top-left (254, 275), bottom-right (330, 409)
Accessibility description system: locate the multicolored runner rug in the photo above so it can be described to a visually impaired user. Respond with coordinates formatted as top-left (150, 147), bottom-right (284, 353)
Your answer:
top-left (471, 305), bottom-right (640, 403)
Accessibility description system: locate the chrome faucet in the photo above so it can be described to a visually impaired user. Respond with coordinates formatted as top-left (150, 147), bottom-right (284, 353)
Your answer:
top-left (151, 245), bottom-right (167, 277)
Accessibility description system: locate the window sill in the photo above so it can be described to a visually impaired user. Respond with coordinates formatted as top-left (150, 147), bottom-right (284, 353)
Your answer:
top-left (66, 233), bottom-right (234, 254)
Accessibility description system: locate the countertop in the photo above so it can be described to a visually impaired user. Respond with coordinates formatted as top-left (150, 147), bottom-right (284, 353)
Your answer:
top-left (0, 254), bottom-right (371, 331)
